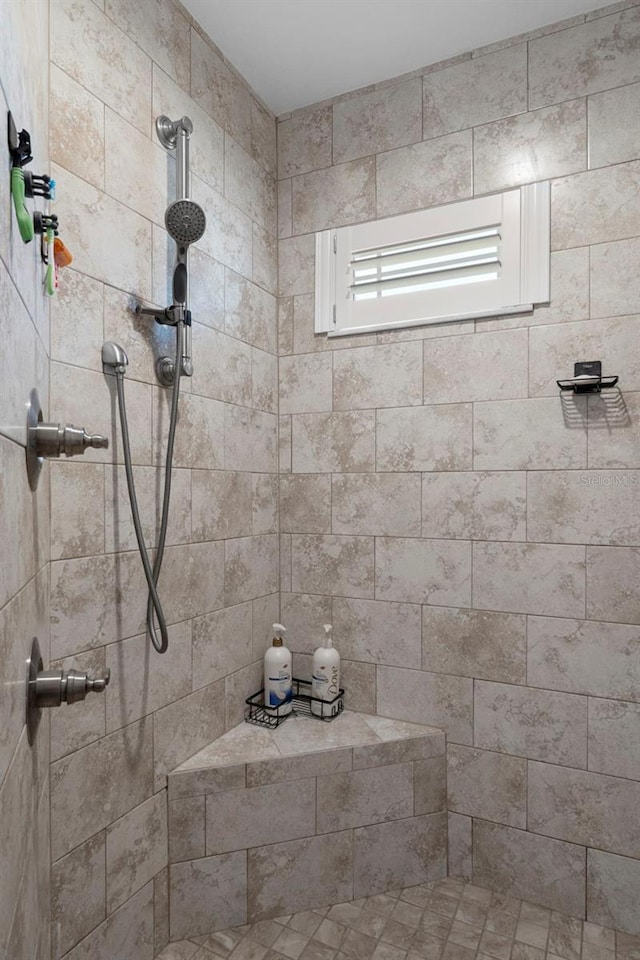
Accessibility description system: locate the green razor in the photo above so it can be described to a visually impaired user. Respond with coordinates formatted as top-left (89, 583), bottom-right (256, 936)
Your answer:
top-left (11, 167), bottom-right (34, 243)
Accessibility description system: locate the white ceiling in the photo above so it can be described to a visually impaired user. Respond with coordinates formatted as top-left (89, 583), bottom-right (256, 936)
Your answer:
top-left (182, 0), bottom-right (607, 115)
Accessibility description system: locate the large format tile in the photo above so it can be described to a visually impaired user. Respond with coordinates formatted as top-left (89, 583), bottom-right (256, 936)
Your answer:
top-left (170, 851), bottom-right (247, 939)
top-left (423, 606), bottom-right (526, 684)
top-left (50, 64), bottom-right (105, 190)
top-left (292, 157), bottom-right (376, 234)
top-left (527, 615), bottom-right (640, 701)
top-left (588, 698), bottom-right (640, 780)
top-left (206, 779), bottom-right (316, 854)
top-left (105, 0), bottom-right (190, 92)
top-left (586, 545), bottom-right (640, 623)
top-left (225, 271), bottom-right (277, 354)
top-left (334, 79), bottom-right (422, 162)
top-left (333, 597), bottom-right (422, 668)
top-left (278, 106), bottom-right (333, 179)
top-left (153, 682), bottom-right (226, 789)
top-left (587, 849), bottom-right (640, 936)
top-left (422, 472), bottom-right (526, 542)
top-left (62, 881), bottom-right (154, 960)
top-left (280, 475), bottom-right (332, 534)
top-left (316, 763), bottom-right (414, 832)
top-left (248, 832), bottom-right (353, 920)
top-left (529, 6), bottom-right (640, 108)
top-left (51, 833), bottom-right (106, 959)
top-left (376, 131), bottom-right (472, 218)
top-left (332, 473), bottom-right (422, 537)
top-left (50, 647), bottom-right (107, 760)
top-left (192, 602), bottom-right (253, 690)
top-left (590, 239), bottom-right (640, 319)
top-left (552, 162), bottom-right (640, 250)
top-left (377, 667), bottom-right (473, 744)
top-left (106, 792), bottom-right (168, 912)
top-left (225, 135), bottom-right (276, 235)
top-left (280, 353), bottom-right (333, 414)
top-left (588, 81), bottom-right (640, 169)
top-left (191, 471), bottom-right (252, 542)
top-left (447, 744), bottom-right (526, 828)
top-left (50, 718), bottom-right (153, 860)
top-left (472, 541), bottom-right (586, 618)
top-left (334, 341), bottom-right (423, 410)
top-left (528, 761), bottom-right (640, 858)
top-left (423, 44), bottom-right (526, 137)
top-left (474, 681), bottom-right (588, 767)
top-left (377, 405), bottom-right (473, 472)
top-left (474, 99), bottom-right (586, 195)
top-left (474, 398), bottom-right (587, 470)
top-left (472, 821), bottom-right (586, 918)
top-left (353, 813), bottom-right (446, 897)
top-left (423, 329), bottom-right (528, 404)
top-left (190, 29), bottom-right (251, 149)
top-left (375, 537), bottom-right (471, 607)
top-left (291, 534), bottom-right (375, 598)
top-left (292, 411), bottom-right (376, 473)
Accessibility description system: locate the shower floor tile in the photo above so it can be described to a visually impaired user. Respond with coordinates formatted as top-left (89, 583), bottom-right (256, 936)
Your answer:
top-left (156, 879), bottom-right (639, 960)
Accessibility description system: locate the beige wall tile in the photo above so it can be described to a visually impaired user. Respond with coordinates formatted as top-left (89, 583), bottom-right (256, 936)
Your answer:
top-left (473, 821), bottom-right (586, 917)
top-left (588, 698), bottom-right (640, 780)
top-left (252, 473), bottom-right (278, 534)
top-left (104, 108), bottom-right (169, 226)
top-left (51, 832), bottom-right (105, 959)
top-left (529, 7), bottom-right (640, 108)
top-left (424, 329), bottom-right (528, 404)
top-left (423, 606), bottom-right (526, 684)
top-left (206, 779), bottom-right (316, 854)
top-left (279, 593), bottom-right (333, 653)
top-left (334, 79), bottom-right (422, 163)
top-left (332, 473), bottom-right (422, 537)
top-left (279, 414), bottom-right (292, 473)
top-left (191, 175), bottom-right (253, 277)
top-left (528, 761), bottom-right (640, 857)
top-left (50, 647), bottom-right (107, 761)
top-left (156, 541), bottom-right (225, 622)
top-left (587, 544), bottom-right (640, 623)
top-left (292, 157), bottom-right (376, 234)
top-left (50, 717), bottom-right (153, 860)
top-left (153, 682), bottom-right (225, 788)
top-left (168, 796), bottom-right (205, 862)
top-left (51, 0), bottom-right (152, 134)
top-left (105, 465), bottom-right (191, 553)
top-left (353, 813), bottom-right (446, 897)
top-left (51, 269), bottom-right (104, 373)
top-left (528, 470), bottom-right (640, 546)
top-left (278, 235), bottom-right (315, 296)
top-left (588, 81), bottom-right (640, 169)
top-left (529, 316), bottom-right (640, 397)
top-left (280, 475), bottom-right (332, 534)
top-left (527, 615), bottom-right (640, 700)
top-left (474, 99), bottom-right (586, 195)
top-left (170, 850), bottom-right (247, 938)
top-left (225, 135), bottom-right (277, 235)
top-left (190, 29), bottom-right (251, 148)
top-left (292, 411), bottom-right (376, 473)
top-left (192, 470), bottom-right (253, 542)
top-left (422, 472), bottom-right (526, 542)
top-left (587, 849), bottom-right (640, 936)
top-left (423, 44), bottom-right (527, 138)
top-left (334, 342), bottom-right (423, 410)
top-left (474, 398), bottom-right (587, 470)
top-left (248, 832), bottom-right (353, 920)
top-left (192, 601), bottom-right (253, 689)
top-left (291, 534), bottom-right (375, 599)
top-left (278, 106), bottom-right (333, 178)
top-left (225, 271), bottom-right (277, 354)
top-left (192, 324), bottom-right (253, 407)
top-left (475, 681), bottom-right (588, 767)
top-left (414, 755), bottom-right (447, 814)
top-left (552, 162), bottom-right (640, 250)
top-left (252, 592), bottom-right (280, 659)
top-left (224, 406), bottom-right (277, 473)
top-left (224, 535), bottom-right (279, 605)
top-left (376, 131), bottom-right (472, 218)
top-left (332, 597), bottom-right (421, 668)
top-left (50, 64), bottom-right (105, 190)
top-left (377, 666), bottom-right (474, 744)
top-left (448, 744), bottom-right (527, 828)
top-left (251, 98), bottom-right (277, 178)
top-left (377, 404), bottom-right (473, 471)
top-left (253, 220), bottom-right (278, 295)
top-left (317, 763), bottom-right (414, 832)
top-left (278, 179), bottom-right (293, 238)
top-left (105, 0), bottom-right (190, 91)
top-left (169, 762), bottom-right (246, 802)
top-left (280, 353), bottom-right (333, 414)
top-left (106, 792), bottom-right (168, 912)
top-left (105, 623), bottom-right (192, 733)
top-left (590, 239), bottom-right (640, 319)
top-left (448, 813), bottom-right (473, 880)
top-left (156, 392), bottom-right (224, 470)
top-left (375, 537), bottom-right (471, 607)
top-left (60, 879), bottom-right (154, 960)
top-left (247, 748), bottom-right (352, 788)
top-left (50, 462), bottom-right (105, 561)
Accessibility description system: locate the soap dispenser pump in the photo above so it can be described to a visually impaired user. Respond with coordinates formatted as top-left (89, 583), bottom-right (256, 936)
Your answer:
top-left (264, 623), bottom-right (292, 716)
top-left (311, 624), bottom-right (341, 717)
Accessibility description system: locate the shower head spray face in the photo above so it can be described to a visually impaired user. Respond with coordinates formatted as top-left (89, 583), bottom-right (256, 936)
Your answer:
top-left (165, 199), bottom-right (206, 247)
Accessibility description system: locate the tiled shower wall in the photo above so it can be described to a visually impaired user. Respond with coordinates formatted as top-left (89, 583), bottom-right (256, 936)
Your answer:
top-left (276, 0), bottom-right (640, 936)
top-left (0, 1), bottom-right (51, 957)
top-left (45, 0), bottom-right (278, 956)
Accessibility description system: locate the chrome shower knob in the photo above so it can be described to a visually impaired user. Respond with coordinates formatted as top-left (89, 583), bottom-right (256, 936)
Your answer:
top-left (31, 422), bottom-right (109, 458)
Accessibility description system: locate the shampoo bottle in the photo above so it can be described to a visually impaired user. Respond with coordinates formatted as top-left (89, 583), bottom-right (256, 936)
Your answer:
top-left (311, 624), bottom-right (340, 717)
top-left (264, 623), bottom-right (292, 716)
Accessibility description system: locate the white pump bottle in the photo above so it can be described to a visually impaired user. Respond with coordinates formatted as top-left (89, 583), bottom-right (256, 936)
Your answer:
top-left (264, 623), bottom-right (292, 716)
top-left (311, 624), bottom-right (340, 717)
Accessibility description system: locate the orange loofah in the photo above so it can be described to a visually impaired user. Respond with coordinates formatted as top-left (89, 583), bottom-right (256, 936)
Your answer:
top-left (53, 237), bottom-right (73, 268)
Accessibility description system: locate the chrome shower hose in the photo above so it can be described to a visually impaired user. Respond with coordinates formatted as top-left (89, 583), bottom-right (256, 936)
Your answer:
top-left (114, 321), bottom-right (184, 654)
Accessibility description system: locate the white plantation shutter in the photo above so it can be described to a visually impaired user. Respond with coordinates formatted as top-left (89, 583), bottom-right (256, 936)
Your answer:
top-left (315, 184), bottom-right (550, 336)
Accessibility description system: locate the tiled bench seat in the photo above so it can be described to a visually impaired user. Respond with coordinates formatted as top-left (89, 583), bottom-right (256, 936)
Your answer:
top-left (167, 711), bottom-right (446, 941)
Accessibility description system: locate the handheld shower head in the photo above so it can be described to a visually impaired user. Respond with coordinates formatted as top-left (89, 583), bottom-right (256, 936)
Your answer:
top-left (165, 199), bottom-right (206, 248)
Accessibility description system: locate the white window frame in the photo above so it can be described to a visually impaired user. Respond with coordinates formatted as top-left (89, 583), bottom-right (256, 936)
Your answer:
top-left (315, 183), bottom-right (550, 337)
